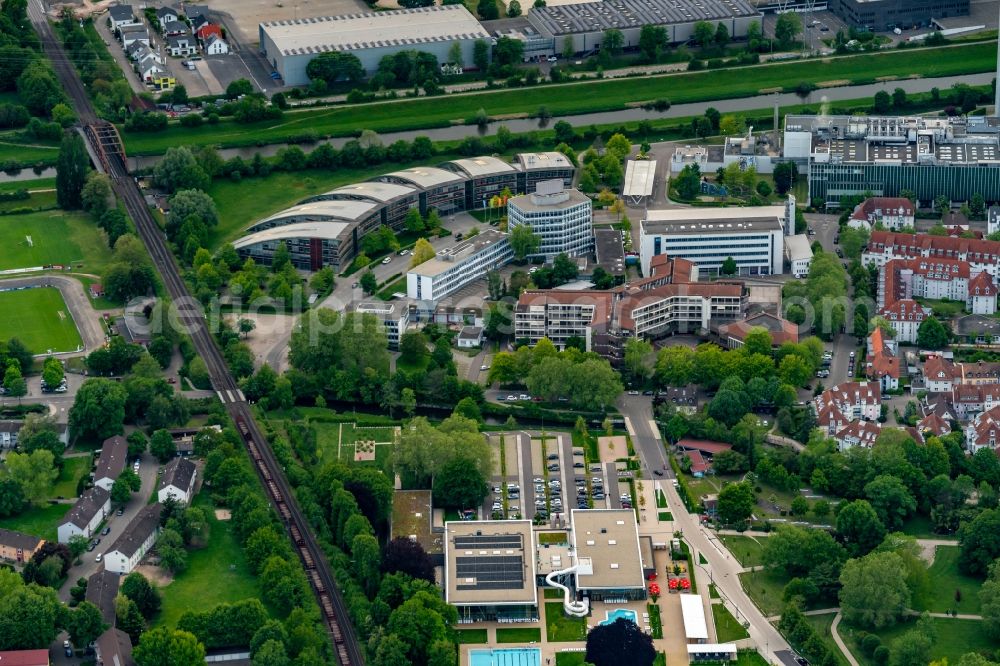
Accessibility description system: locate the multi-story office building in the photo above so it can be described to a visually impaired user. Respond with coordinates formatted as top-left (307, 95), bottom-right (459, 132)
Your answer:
top-left (507, 182), bottom-right (593, 259)
top-left (354, 301), bottom-right (411, 349)
top-left (639, 207), bottom-right (786, 277)
top-left (784, 114), bottom-right (1000, 206)
top-left (235, 153), bottom-right (577, 271)
top-left (828, 0), bottom-right (968, 30)
top-left (407, 230), bottom-right (514, 303)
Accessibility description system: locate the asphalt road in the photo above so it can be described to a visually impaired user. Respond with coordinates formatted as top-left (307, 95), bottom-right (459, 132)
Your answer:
top-left (616, 394), bottom-right (792, 663)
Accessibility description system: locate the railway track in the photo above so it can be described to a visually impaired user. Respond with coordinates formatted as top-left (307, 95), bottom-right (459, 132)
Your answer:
top-left (29, 3), bottom-right (364, 664)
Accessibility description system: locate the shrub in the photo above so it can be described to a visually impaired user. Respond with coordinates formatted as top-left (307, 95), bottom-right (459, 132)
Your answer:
top-left (873, 646), bottom-right (890, 665)
top-left (862, 634), bottom-right (881, 656)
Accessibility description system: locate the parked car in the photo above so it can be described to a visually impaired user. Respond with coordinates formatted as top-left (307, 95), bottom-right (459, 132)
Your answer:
top-left (381, 256), bottom-right (392, 264)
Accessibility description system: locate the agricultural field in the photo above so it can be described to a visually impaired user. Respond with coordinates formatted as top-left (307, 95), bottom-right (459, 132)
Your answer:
top-left (0, 209), bottom-right (111, 272)
top-left (0, 288), bottom-right (83, 353)
top-left (121, 42), bottom-right (994, 154)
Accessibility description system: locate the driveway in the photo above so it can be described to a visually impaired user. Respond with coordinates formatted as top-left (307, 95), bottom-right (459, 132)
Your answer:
top-left (57, 449), bottom-right (161, 601)
top-left (617, 394), bottom-right (792, 664)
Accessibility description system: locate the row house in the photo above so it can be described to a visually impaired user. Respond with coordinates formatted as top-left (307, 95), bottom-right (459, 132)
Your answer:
top-left (950, 383), bottom-right (1000, 419)
top-left (847, 197), bottom-right (915, 232)
top-left (863, 230), bottom-right (1000, 279)
top-left (103, 504), bottom-right (162, 574)
top-left (814, 396), bottom-right (882, 450)
top-left (866, 328), bottom-right (901, 392)
top-left (923, 355), bottom-right (957, 393)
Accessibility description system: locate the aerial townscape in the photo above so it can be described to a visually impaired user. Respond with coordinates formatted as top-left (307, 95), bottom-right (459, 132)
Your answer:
top-left (5, 0), bottom-right (1000, 666)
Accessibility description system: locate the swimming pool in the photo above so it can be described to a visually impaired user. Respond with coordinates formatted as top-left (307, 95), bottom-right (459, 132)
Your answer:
top-left (469, 648), bottom-right (541, 666)
top-left (601, 608), bottom-right (638, 625)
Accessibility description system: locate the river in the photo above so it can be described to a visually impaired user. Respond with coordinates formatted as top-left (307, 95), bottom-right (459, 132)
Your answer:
top-left (127, 72), bottom-right (994, 171)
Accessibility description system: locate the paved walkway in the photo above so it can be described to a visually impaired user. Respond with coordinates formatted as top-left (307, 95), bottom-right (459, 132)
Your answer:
top-left (831, 613), bottom-right (860, 666)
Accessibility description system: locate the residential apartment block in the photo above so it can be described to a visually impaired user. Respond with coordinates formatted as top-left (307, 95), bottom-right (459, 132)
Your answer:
top-left (847, 197), bottom-right (915, 231)
top-left (103, 504), bottom-right (162, 574)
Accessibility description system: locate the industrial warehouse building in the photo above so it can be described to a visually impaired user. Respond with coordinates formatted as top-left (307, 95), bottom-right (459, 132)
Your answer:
top-left (234, 153), bottom-right (575, 271)
top-left (527, 0), bottom-right (760, 55)
top-left (784, 114), bottom-right (1000, 206)
top-left (259, 5), bottom-right (490, 86)
top-left (828, 0), bottom-right (969, 30)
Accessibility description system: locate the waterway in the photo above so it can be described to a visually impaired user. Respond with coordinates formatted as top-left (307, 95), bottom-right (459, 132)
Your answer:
top-left (127, 72), bottom-right (993, 171)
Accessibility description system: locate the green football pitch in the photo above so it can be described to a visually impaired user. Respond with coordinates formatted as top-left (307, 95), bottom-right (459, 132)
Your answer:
top-left (0, 288), bottom-right (83, 353)
top-left (0, 210), bottom-right (108, 271)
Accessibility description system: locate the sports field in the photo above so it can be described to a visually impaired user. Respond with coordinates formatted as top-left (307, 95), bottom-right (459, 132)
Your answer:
top-left (0, 288), bottom-right (83, 353)
top-left (0, 210), bottom-right (112, 272)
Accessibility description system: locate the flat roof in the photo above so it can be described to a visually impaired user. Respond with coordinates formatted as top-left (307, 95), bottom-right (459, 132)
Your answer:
top-left (390, 490), bottom-right (442, 555)
top-left (642, 206), bottom-right (784, 235)
top-left (644, 205), bottom-right (785, 223)
top-left (234, 221), bottom-right (351, 248)
top-left (261, 5), bottom-right (489, 56)
top-left (507, 188), bottom-right (591, 213)
top-left (445, 520), bottom-right (537, 606)
top-left (680, 593), bottom-right (709, 640)
top-left (623, 160), bottom-right (657, 197)
top-left (408, 229), bottom-right (509, 277)
top-left (688, 645), bottom-right (738, 655)
top-left (445, 156), bottom-right (517, 178)
top-left (594, 228), bottom-right (625, 276)
top-left (529, 0), bottom-right (759, 36)
top-left (305, 181), bottom-right (416, 204)
top-left (255, 200), bottom-right (378, 228)
top-left (571, 509), bottom-right (645, 590)
top-left (516, 152), bottom-right (574, 171)
top-left (785, 234), bottom-right (813, 262)
top-left (379, 166), bottom-right (462, 189)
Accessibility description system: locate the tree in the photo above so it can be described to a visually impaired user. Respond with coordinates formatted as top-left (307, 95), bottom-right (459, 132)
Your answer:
top-left (890, 629), bottom-right (932, 666)
top-left (153, 146), bottom-right (209, 193)
top-left (603, 28), bottom-right (624, 55)
top-left (773, 162), bottom-right (797, 195)
top-left (2, 362), bottom-right (24, 400)
top-left (873, 90), bottom-right (892, 113)
top-left (238, 318), bottom-right (256, 339)
top-left (693, 21), bottom-right (715, 48)
top-left (5, 450), bottom-right (57, 503)
top-left (305, 52), bottom-right (363, 86)
top-left (453, 396), bottom-right (482, 422)
top-left (0, 574), bottom-right (64, 649)
top-left (981, 560), bottom-right (1000, 640)
top-left (837, 500), bottom-right (887, 557)
top-left (509, 224), bottom-right (541, 260)
top-left (81, 172), bottom-right (114, 217)
top-left (674, 163), bottom-right (701, 200)
top-left (717, 481), bottom-right (755, 526)
top-left (623, 338), bottom-right (653, 384)
top-left (251, 640), bottom-right (288, 666)
top-left (958, 508), bottom-right (1000, 575)
top-left (917, 316), bottom-right (949, 349)
top-left (715, 22), bottom-right (729, 45)
top-left (473, 39), bottom-right (490, 71)
top-left (432, 459), bottom-right (487, 509)
top-left (121, 572), bottom-right (161, 619)
top-left (67, 601), bottom-right (106, 647)
top-left (360, 270), bottom-right (377, 294)
top-left (720, 257), bottom-right (737, 275)
top-left (719, 115), bottom-right (746, 136)
top-left (585, 618), bottom-right (655, 666)
top-left (774, 12), bottom-right (801, 47)
top-left (638, 24), bottom-right (667, 62)
top-left (506, 0), bottom-right (521, 16)
top-left (477, 0), bottom-right (499, 20)
top-left (410, 238), bottom-right (435, 267)
top-left (56, 131), bottom-right (89, 209)
top-left (864, 475), bottom-right (916, 531)
top-left (839, 550), bottom-right (910, 628)
top-left (150, 429), bottom-right (177, 463)
top-left (41, 356), bottom-right (64, 389)
top-left (779, 353), bottom-right (812, 387)
top-left (134, 627), bottom-right (206, 666)
top-left (970, 192), bottom-right (987, 220)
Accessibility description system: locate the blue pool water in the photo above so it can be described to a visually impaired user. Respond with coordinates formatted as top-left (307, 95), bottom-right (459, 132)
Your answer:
top-left (601, 608), bottom-right (638, 625)
top-left (469, 648), bottom-right (542, 666)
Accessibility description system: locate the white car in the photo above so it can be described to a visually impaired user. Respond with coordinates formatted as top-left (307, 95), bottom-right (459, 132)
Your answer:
top-left (381, 256), bottom-right (392, 264)
top-left (547, 55), bottom-right (558, 62)
top-left (481, 365), bottom-right (489, 371)
top-left (95, 553), bottom-right (102, 563)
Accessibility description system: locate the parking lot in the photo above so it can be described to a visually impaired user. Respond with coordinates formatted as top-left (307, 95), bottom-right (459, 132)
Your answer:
top-left (482, 431), bottom-right (629, 522)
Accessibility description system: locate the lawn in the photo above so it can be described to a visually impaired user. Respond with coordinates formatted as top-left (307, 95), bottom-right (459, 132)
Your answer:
top-left (0, 131), bottom-right (60, 166)
top-left (52, 456), bottom-right (91, 499)
top-left (0, 209), bottom-right (112, 271)
top-left (455, 628), bottom-right (488, 644)
top-left (803, 613), bottom-right (851, 666)
top-left (0, 503), bottom-right (65, 542)
top-left (915, 298), bottom-right (966, 320)
top-left (0, 177), bottom-right (56, 194)
top-left (913, 546), bottom-right (983, 614)
top-left (842, 617), bottom-right (999, 666)
top-left (555, 655), bottom-right (586, 666)
top-left (122, 42), bottom-right (995, 154)
top-left (495, 627), bottom-right (542, 643)
top-left (156, 493), bottom-right (265, 628)
top-left (720, 534), bottom-right (767, 568)
top-left (538, 532), bottom-right (567, 545)
top-left (545, 602), bottom-right (587, 642)
top-left (0, 288), bottom-right (83, 353)
top-left (900, 513), bottom-right (946, 539)
top-left (312, 421), bottom-right (396, 475)
top-left (0, 189), bottom-right (57, 213)
top-left (739, 569), bottom-right (790, 616)
top-left (713, 603), bottom-right (750, 642)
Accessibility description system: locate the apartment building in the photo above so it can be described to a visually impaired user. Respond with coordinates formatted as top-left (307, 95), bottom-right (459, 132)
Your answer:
top-left (879, 298), bottom-right (931, 344)
top-left (964, 404), bottom-right (1000, 453)
top-left (863, 231), bottom-right (1000, 279)
top-left (354, 301), bottom-right (411, 349)
top-left (847, 197), bottom-right (915, 232)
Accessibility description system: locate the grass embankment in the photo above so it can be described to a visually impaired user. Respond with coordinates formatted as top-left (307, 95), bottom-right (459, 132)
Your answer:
top-left (121, 42), bottom-right (995, 154)
top-left (713, 603), bottom-right (750, 642)
top-left (802, 614), bottom-right (851, 666)
top-left (720, 534), bottom-right (767, 568)
top-left (0, 131), bottom-right (60, 166)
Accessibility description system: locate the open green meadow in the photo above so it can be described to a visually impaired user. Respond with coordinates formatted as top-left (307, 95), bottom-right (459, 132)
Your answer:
top-left (0, 288), bottom-right (83, 353)
top-left (0, 131), bottom-right (60, 166)
top-left (52, 456), bottom-right (91, 498)
top-left (842, 617), bottom-right (999, 666)
top-left (0, 502), bottom-right (66, 542)
top-left (913, 546), bottom-right (983, 614)
top-left (712, 603), bottom-right (750, 642)
top-left (122, 42), bottom-right (994, 154)
top-left (0, 209), bottom-right (111, 271)
top-left (156, 493), bottom-right (266, 627)
top-left (720, 534), bottom-right (767, 568)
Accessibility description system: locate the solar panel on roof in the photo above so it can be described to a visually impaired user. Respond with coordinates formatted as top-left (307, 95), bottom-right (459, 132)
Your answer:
top-left (454, 534), bottom-right (523, 549)
top-left (455, 554), bottom-right (524, 590)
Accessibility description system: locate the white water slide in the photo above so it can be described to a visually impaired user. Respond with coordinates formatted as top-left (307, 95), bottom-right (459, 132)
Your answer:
top-left (544, 566), bottom-right (589, 617)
